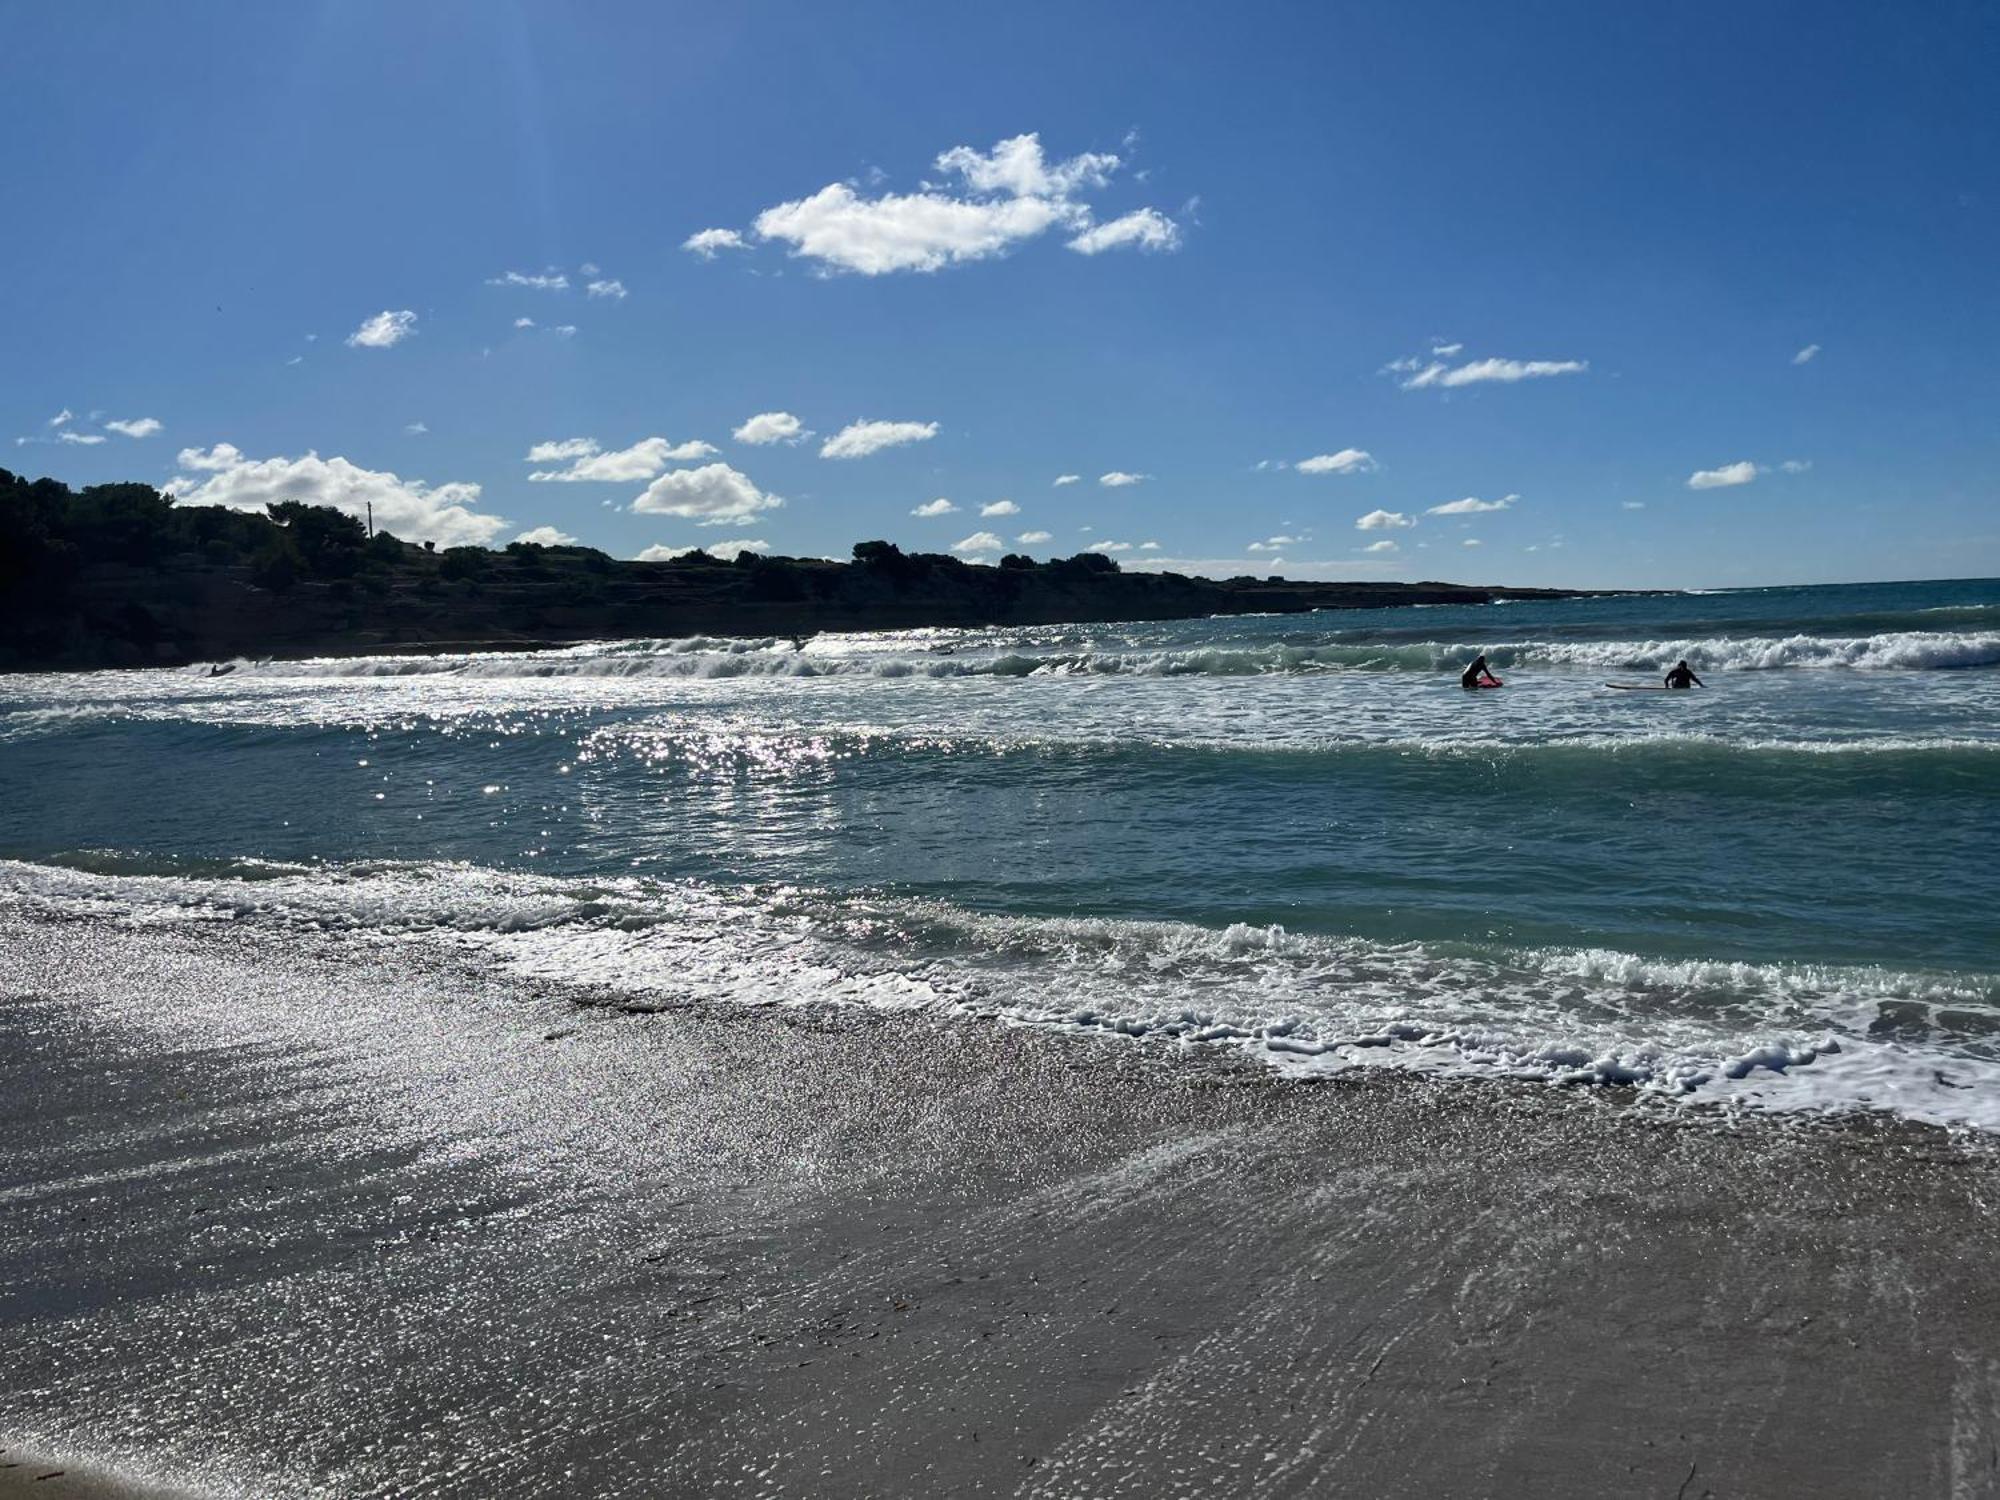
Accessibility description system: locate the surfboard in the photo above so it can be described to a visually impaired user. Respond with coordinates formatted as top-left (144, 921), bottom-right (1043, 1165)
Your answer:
top-left (1605, 683), bottom-right (1671, 691)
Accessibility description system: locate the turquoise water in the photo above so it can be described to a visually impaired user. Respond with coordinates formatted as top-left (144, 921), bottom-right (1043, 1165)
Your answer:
top-left (4, 578), bottom-right (1998, 1128)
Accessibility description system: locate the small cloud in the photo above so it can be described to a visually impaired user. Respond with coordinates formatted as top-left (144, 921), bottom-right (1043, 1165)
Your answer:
top-left (528, 436), bottom-right (718, 482)
top-left (952, 530), bottom-right (1006, 553)
top-left (1779, 458), bottom-right (1812, 474)
top-left (734, 411), bottom-right (808, 446)
top-left (552, 325), bottom-right (577, 338)
top-left (513, 525), bottom-right (577, 546)
top-left (1253, 459), bottom-right (1289, 472)
top-left (1087, 540), bottom-right (1132, 553)
top-left (1426, 494), bottom-right (1517, 515)
top-left (1017, 530), bottom-right (1053, 544)
top-left (820, 419), bottom-right (938, 459)
top-left (585, 279), bottom-right (629, 300)
top-left (683, 228), bottom-right (749, 259)
top-left (1098, 471), bottom-right (1147, 487)
top-left (580, 262), bottom-right (600, 276)
top-left (1390, 352), bottom-right (1586, 390)
top-left (285, 356), bottom-right (304, 366)
top-left (631, 463), bottom-right (782, 526)
top-left (57, 430), bottom-right (106, 446)
top-left (1139, 540), bottom-right (1160, 550)
top-left (513, 317), bottom-right (537, 329)
top-left (911, 498), bottom-right (959, 517)
top-left (1462, 538), bottom-right (1483, 547)
top-left (1621, 501), bottom-right (1646, 510)
top-left (1687, 460), bottom-right (1759, 490)
top-left (488, 270), bottom-right (569, 291)
top-left (1295, 449), bottom-right (1377, 476)
top-left (1053, 473), bottom-right (1081, 486)
top-left (104, 417), bottom-right (162, 439)
top-left (1792, 343), bottom-right (1821, 365)
top-left (404, 422), bottom-right (429, 436)
top-left (979, 499), bottom-right (1020, 517)
top-left (48, 408), bottom-right (74, 427)
top-left (1355, 509), bottom-right (1415, 530)
top-left (1066, 207), bottom-right (1181, 256)
top-left (1430, 342), bottom-right (1463, 356)
top-left (1361, 539), bottom-right (1399, 553)
top-left (637, 537), bottom-right (768, 561)
top-left (347, 310), bottom-right (417, 349)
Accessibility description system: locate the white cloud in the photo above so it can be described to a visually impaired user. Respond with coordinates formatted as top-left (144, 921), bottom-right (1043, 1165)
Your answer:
top-left (1621, 501), bottom-right (1647, 510)
top-left (743, 131), bottom-right (1174, 277)
top-left (1426, 494), bottom-right (1517, 515)
top-left (979, 499), bottom-right (1020, 517)
top-left (1140, 540), bottom-right (1160, 549)
top-left (513, 317), bottom-right (536, 329)
top-left (1356, 509), bottom-right (1415, 530)
top-left (755, 182), bottom-right (1069, 276)
top-left (1462, 538), bottom-right (1483, 547)
top-left (1087, 540), bottom-right (1132, 553)
top-left (525, 438), bottom-right (598, 462)
top-left (285, 356), bottom-right (304, 366)
top-left (1098, 471), bottom-right (1147, 487)
top-left (48, 408), bottom-right (74, 427)
top-left (405, 421), bottom-right (428, 436)
top-left (683, 228), bottom-right (749, 259)
top-left (1254, 459), bottom-right (1289, 471)
top-left (636, 538), bottom-right (769, 562)
top-left (488, 271), bottom-right (569, 291)
top-left (528, 436), bottom-right (717, 482)
top-left (1793, 344), bottom-right (1821, 365)
top-left (580, 263), bottom-right (600, 276)
top-left (585, 279), bottom-right (628, 300)
top-left (56, 430), bottom-right (106, 446)
top-left (911, 498), bottom-right (959, 517)
top-left (104, 416), bottom-right (162, 439)
top-left (1431, 342), bottom-right (1463, 356)
top-left (1362, 539), bottom-right (1399, 553)
top-left (167, 445), bottom-right (507, 547)
top-left (513, 525), bottom-right (577, 546)
top-left (1053, 474), bottom-right (1081, 486)
top-left (1066, 207), bottom-right (1181, 256)
top-left (552, 325), bottom-right (577, 338)
top-left (347, 310), bottom-right (416, 349)
top-left (1393, 354), bottom-right (1586, 390)
top-left (952, 530), bottom-right (1006, 554)
top-left (1780, 458), bottom-right (1813, 474)
top-left (1295, 449), bottom-right (1377, 476)
top-left (733, 410), bottom-right (807, 446)
top-left (933, 134), bottom-right (1118, 198)
top-left (820, 418), bottom-right (938, 459)
top-left (631, 463), bottom-right (782, 526)
top-left (1687, 461), bottom-right (1759, 490)
top-left (1017, 530), bottom-right (1053, 544)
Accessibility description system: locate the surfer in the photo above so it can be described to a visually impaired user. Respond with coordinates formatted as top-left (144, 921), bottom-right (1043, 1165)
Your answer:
top-left (1460, 654), bottom-right (1502, 690)
top-left (1664, 659), bottom-right (1704, 690)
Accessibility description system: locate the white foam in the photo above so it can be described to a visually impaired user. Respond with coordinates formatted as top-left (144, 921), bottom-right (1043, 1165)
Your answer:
top-left (5, 857), bottom-right (1996, 1137)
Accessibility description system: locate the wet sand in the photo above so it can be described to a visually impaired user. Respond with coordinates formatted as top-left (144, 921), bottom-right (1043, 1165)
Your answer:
top-left (3, 907), bottom-right (1998, 1498)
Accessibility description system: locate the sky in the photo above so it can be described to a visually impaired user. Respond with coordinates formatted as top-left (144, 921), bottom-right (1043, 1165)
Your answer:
top-left (2, 1), bottom-right (1996, 590)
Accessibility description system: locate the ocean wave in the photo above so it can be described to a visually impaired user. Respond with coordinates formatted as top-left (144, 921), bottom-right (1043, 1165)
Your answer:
top-left (6, 855), bottom-right (1999, 1134)
top-left (181, 626), bottom-right (2000, 682)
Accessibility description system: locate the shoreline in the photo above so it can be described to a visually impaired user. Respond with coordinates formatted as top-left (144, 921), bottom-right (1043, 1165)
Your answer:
top-left (5, 906), bottom-right (1998, 1496)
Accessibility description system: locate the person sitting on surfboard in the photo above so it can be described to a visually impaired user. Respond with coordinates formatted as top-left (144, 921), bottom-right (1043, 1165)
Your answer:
top-left (1460, 654), bottom-right (1502, 689)
top-left (1664, 659), bottom-right (1704, 690)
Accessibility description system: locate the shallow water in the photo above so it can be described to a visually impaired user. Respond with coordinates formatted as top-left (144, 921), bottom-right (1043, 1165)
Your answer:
top-left (3, 577), bottom-right (1997, 1129)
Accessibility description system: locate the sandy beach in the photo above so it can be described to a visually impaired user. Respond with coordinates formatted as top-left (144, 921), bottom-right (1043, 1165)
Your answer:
top-left (4, 903), bottom-right (1997, 1498)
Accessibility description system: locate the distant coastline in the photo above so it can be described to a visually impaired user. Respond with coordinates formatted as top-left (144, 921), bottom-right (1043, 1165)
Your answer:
top-left (0, 467), bottom-right (1618, 672)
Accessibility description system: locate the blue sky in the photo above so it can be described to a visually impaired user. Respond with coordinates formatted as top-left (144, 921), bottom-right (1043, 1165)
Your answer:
top-left (3, 1), bottom-right (1996, 589)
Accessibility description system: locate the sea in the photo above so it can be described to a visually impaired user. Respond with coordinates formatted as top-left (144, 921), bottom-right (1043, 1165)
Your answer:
top-left (4, 576), bottom-right (1998, 1132)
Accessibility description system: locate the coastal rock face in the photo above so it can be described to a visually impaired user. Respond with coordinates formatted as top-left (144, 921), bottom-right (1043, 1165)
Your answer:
top-left (0, 469), bottom-right (1599, 671)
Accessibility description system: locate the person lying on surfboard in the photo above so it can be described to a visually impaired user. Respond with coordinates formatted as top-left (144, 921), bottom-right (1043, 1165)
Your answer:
top-left (1664, 659), bottom-right (1704, 690)
top-left (1460, 654), bottom-right (1502, 689)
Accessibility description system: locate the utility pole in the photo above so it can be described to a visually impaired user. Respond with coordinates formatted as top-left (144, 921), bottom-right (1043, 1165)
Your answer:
top-left (366, 502), bottom-right (373, 539)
